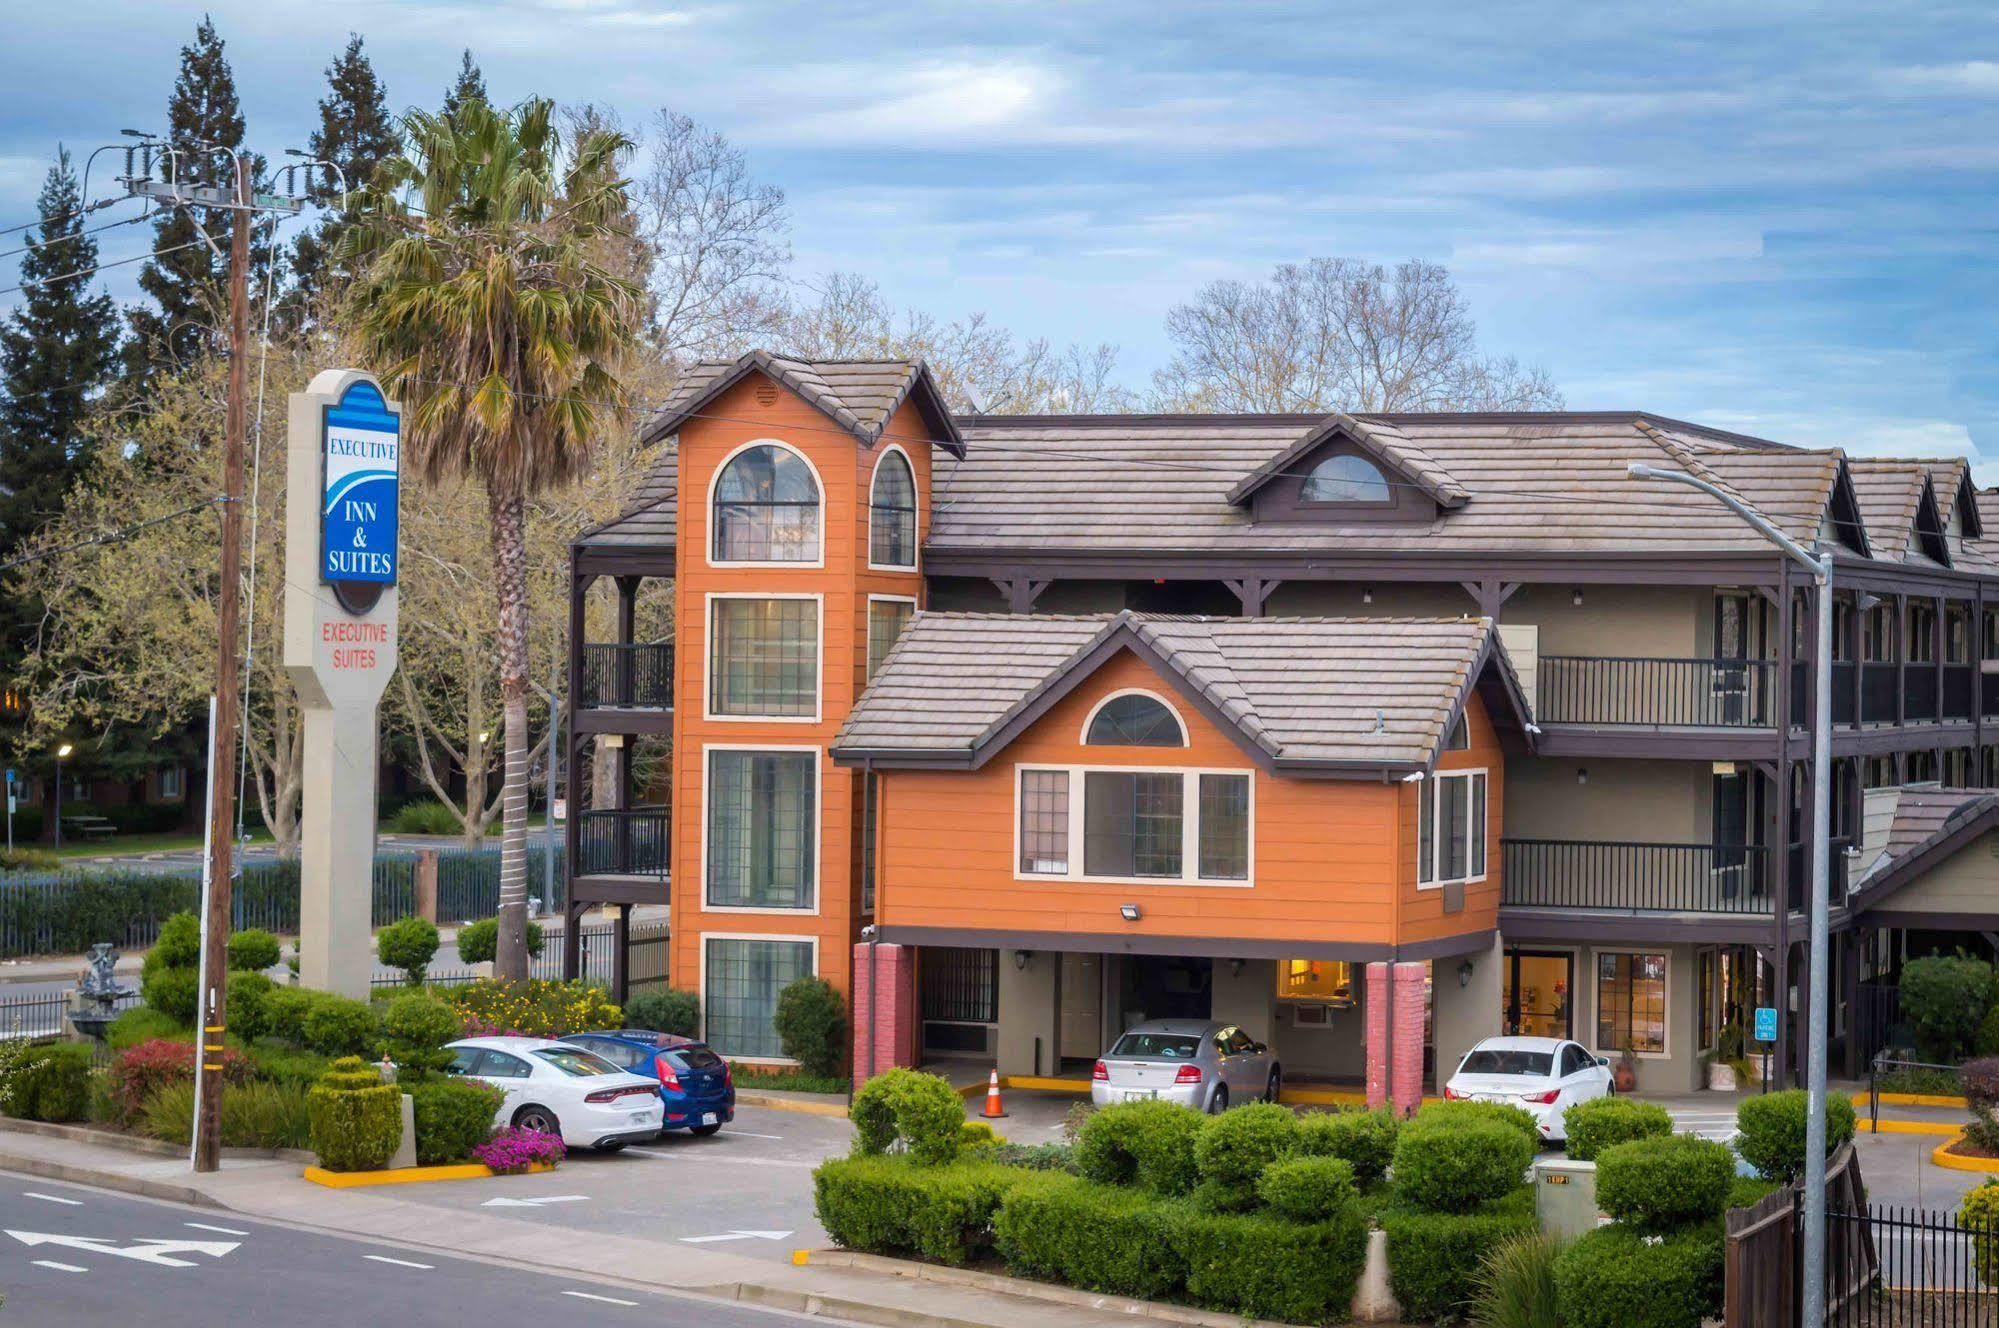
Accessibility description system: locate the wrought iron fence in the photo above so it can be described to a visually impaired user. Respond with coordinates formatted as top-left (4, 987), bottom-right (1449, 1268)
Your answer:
top-left (433, 845), bottom-right (562, 923)
top-left (1825, 1205), bottom-right (1996, 1327)
top-left (1501, 838), bottom-right (1774, 914)
top-left (370, 923), bottom-right (624, 990)
top-left (0, 988), bottom-right (143, 1041)
top-left (579, 643), bottom-right (674, 709)
top-left (1867, 1056), bottom-right (1963, 1135)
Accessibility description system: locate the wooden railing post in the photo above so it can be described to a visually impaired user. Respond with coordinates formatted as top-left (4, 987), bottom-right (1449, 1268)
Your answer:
top-left (415, 850), bottom-right (439, 924)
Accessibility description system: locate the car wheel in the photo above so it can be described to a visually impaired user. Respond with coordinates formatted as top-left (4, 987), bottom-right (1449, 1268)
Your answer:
top-left (1207, 1085), bottom-right (1229, 1115)
top-left (1265, 1068), bottom-right (1282, 1103)
top-left (512, 1104), bottom-right (561, 1137)
top-left (690, 1123), bottom-right (722, 1136)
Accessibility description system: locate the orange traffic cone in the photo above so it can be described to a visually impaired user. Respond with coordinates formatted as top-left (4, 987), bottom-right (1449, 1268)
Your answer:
top-left (981, 1068), bottom-right (1008, 1119)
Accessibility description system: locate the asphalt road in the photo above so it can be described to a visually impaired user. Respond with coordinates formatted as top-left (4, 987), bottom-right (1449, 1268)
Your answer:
top-left (0, 1174), bottom-right (857, 1327)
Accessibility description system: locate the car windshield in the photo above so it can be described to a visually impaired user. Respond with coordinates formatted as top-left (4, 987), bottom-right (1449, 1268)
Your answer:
top-left (531, 1048), bottom-right (623, 1077)
top-left (1460, 1049), bottom-right (1553, 1077)
top-left (1110, 1033), bottom-right (1202, 1060)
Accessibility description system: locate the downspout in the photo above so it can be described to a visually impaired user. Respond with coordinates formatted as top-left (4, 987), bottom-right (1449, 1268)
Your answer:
top-left (860, 759), bottom-right (878, 1103)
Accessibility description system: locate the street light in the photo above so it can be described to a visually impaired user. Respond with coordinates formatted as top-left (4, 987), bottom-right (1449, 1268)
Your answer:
top-left (1631, 462), bottom-right (1834, 1326)
top-left (53, 743), bottom-right (74, 850)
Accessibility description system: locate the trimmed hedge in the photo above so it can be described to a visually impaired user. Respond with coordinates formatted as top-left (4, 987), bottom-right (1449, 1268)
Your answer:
top-left (226, 928), bottom-right (282, 973)
top-left (410, 1079), bottom-right (502, 1164)
top-left (5, 1042), bottom-right (91, 1122)
top-left (1076, 1098), bottom-right (1204, 1195)
top-left (993, 1173), bottom-right (1186, 1299)
top-left (816, 1156), bottom-right (1032, 1265)
top-left (1378, 1187), bottom-right (1538, 1324)
top-left (300, 993), bottom-right (381, 1058)
top-left (1392, 1119), bottom-right (1535, 1211)
top-left (1175, 1202), bottom-right (1368, 1324)
top-left (1191, 1100), bottom-right (1297, 1208)
top-left (1256, 1155), bottom-right (1357, 1222)
top-left (227, 971), bottom-right (274, 1041)
top-left (774, 976), bottom-right (847, 1079)
top-left (1960, 1180), bottom-right (1999, 1284)
top-left (1595, 1135), bottom-right (1734, 1232)
top-left (1901, 954), bottom-right (1994, 1063)
top-left (1562, 1096), bottom-right (1672, 1162)
top-left (454, 917), bottom-right (544, 965)
top-left (1296, 1107), bottom-right (1398, 1185)
top-left (380, 992), bottom-right (462, 1081)
top-left (1553, 1223), bottom-right (1725, 1328)
top-left (376, 917), bottom-right (441, 985)
top-left (850, 1068), bottom-right (966, 1166)
top-left (306, 1057), bottom-right (402, 1172)
top-left (1735, 1089), bottom-right (1857, 1183)
top-left (142, 967), bottom-right (199, 1025)
top-left (1412, 1099), bottom-right (1543, 1149)
top-left (623, 988), bottom-right (699, 1038)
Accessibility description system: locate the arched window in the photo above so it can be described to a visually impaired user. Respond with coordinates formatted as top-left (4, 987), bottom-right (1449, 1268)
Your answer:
top-left (1301, 454), bottom-right (1391, 504)
top-left (869, 449), bottom-right (917, 568)
top-left (712, 444), bottom-right (820, 563)
top-left (1085, 693), bottom-right (1186, 747)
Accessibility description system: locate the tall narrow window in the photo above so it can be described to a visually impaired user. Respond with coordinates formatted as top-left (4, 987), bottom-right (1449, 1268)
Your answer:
top-left (1197, 774), bottom-right (1250, 879)
top-left (712, 444), bottom-right (820, 562)
top-left (709, 597), bottom-right (817, 717)
top-left (705, 749), bottom-right (816, 908)
top-left (1596, 952), bottom-right (1667, 1055)
top-left (1018, 770), bottom-right (1070, 874)
top-left (869, 450), bottom-right (917, 568)
top-left (704, 937), bottom-right (814, 1058)
top-left (860, 772), bottom-right (878, 914)
top-left (1419, 769), bottom-right (1486, 886)
top-left (866, 598), bottom-right (914, 682)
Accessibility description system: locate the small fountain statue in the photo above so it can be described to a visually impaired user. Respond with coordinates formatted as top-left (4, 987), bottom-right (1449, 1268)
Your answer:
top-left (68, 943), bottom-right (136, 1044)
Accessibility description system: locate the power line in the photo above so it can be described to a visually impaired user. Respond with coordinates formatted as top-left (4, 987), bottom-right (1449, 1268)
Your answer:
top-left (0, 236), bottom-right (205, 299)
top-left (0, 495), bottom-right (223, 575)
top-left (0, 208), bottom-right (151, 266)
top-left (0, 195), bottom-right (122, 242)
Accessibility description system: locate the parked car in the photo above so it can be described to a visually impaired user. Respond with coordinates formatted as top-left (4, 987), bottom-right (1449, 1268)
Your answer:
top-left (561, 1029), bottom-right (736, 1136)
top-left (1442, 1035), bottom-right (1613, 1142)
top-left (444, 1036), bottom-right (663, 1151)
top-left (1091, 1019), bottom-right (1279, 1113)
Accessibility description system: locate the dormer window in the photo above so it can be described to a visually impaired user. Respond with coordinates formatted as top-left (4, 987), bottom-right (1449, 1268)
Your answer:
top-left (1301, 454), bottom-right (1392, 504)
top-left (869, 448), bottom-right (918, 569)
top-left (1084, 692), bottom-right (1186, 747)
top-left (712, 443), bottom-right (820, 563)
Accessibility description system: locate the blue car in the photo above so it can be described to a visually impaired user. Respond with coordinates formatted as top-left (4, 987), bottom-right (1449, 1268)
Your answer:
top-left (560, 1030), bottom-right (736, 1135)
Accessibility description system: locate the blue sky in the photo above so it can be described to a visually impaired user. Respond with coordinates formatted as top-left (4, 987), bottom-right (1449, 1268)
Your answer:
top-left (3, 1), bottom-right (1996, 473)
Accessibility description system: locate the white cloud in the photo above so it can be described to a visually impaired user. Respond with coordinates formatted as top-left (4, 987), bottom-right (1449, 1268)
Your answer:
top-left (1883, 62), bottom-right (1999, 96)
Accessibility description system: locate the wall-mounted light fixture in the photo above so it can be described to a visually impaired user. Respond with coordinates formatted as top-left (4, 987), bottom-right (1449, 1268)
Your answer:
top-left (1229, 958), bottom-right (1245, 978)
top-left (1572, 589), bottom-right (1585, 607)
top-left (1013, 949), bottom-right (1030, 971)
top-left (1362, 587), bottom-right (1373, 605)
top-left (1577, 767), bottom-right (1589, 785)
top-left (1120, 903), bottom-right (1142, 922)
top-left (1457, 959), bottom-right (1475, 989)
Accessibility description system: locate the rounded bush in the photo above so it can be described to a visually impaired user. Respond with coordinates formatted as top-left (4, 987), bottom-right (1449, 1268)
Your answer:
top-left (850, 1068), bottom-right (966, 1166)
top-left (1734, 1088), bottom-right (1857, 1182)
top-left (1296, 1107), bottom-right (1399, 1186)
top-left (1256, 1154), bottom-right (1358, 1221)
top-left (1379, 1188), bottom-right (1538, 1322)
top-left (1173, 1203), bottom-right (1370, 1323)
top-left (1414, 1098), bottom-right (1542, 1149)
top-left (226, 928), bottom-right (282, 973)
top-left (376, 918), bottom-right (441, 985)
top-left (380, 991), bottom-right (462, 1080)
top-left (226, 970), bottom-right (274, 1041)
top-left (146, 912), bottom-right (202, 971)
top-left (1193, 1101), bottom-right (1298, 1187)
top-left (455, 917), bottom-right (544, 965)
top-left (1595, 1134), bottom-right (1734, 1231)
top-left (1901, 954), bottom-right (1995, 1062)
top-left (142, 966), bottom-right (200, 1025)
top-left (1076, 1098), bottom-right (1205, 1195)
top-left (774, 976), bottom-right (847, 1079)
top-left (263, 986), bottom-right (316, 1044)
top-left (1563, 1096), bottom-right (1672, 1162)
top-left (993, 1174), bottom-right (1187, 1300)
top-left (307, 1057), bottom-right (402, 1172)
top-left (1960, 1181), bottom-right (1999, 1284)
top-left (815, 1155), bottom-right (1031, 1266)
top-left (301, 993), bottom-right (381, 1058)
top-left (1391, 1119), bottom-right (1534, 1212)
top-left (4, 1043), bottom-right (92, 1122)
top-left (623, 988), bottom-right (699, 1038)
top-left (410, 1078), bottom-right (503, 1164)
top-left (1553, 1224), bottom-right (1724, 1328)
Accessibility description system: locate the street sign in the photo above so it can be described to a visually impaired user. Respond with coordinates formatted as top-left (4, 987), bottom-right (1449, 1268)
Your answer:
top-left (319, 378), bottom-right (401, 604)
top-left (1754, 1006), bottom-right (1779, 1043)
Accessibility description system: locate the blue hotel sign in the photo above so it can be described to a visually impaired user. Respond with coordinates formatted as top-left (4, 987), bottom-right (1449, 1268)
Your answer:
top-left (320, 380), bottom-right (400, 605)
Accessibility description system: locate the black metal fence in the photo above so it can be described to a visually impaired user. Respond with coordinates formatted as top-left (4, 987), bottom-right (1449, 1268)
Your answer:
top-left (370, 922), bottom-right (627, 990)
top-left (579, 643), bottom-right (675, 709)
top-left (1537, 655), bottom-right (1776, 727)
top-left (1867, 1056), bottom-right (1963, 1134)
top-left (0, 988), bottom-right (143, 1041)
top-left (1826, 1205), bottom-right (1996, 1327)
top-left (1501, 838), bottom-right (1774, 914)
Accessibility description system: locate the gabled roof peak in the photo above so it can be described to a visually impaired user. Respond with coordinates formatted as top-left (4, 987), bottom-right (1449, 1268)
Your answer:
top-left (640, 350), bottom-right (963, 455)
top-left (1225, 411), bottom-right (1470, 509)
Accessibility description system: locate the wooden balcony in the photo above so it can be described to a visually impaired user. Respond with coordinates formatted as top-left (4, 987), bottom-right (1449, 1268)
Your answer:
top-left (576, 807), bottom-right (670, 878)
top-left (578, 643), bottom-right (674, 710)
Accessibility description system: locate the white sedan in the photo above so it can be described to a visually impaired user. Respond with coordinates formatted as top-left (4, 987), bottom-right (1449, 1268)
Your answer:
top-left (1442, 1036), bottom-right (1613, 1143)
top-left (444, 1036), bottom-right (664, 1151)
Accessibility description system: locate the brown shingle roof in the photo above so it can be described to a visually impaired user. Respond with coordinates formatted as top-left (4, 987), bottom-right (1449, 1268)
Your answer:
top-left (1846, 461), bottom-right (1932, 565)
top-left (577, 441), bottom-right (678, 549)
top-left (638, 351), bottom-right (963, 454)
top-left (1853, 787), bottom-right (1999, 895)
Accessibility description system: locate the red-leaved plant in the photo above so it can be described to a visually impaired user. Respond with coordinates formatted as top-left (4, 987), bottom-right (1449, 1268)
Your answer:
top-left (110, 1039), bottom-right (252, 1120)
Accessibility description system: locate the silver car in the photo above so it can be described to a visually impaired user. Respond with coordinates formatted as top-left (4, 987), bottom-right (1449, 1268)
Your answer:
top-left (1091, 1019), bottom-right (1280, 1113)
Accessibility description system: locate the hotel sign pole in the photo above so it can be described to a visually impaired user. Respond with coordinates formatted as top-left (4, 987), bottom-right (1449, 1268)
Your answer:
top-left (283, 369), bottom-right (401, 998)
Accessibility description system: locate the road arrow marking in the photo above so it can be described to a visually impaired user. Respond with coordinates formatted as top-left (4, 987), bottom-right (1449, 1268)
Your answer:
top-left (678, 1229), bottom-right (793, 1244)
top-left (6, 1231), bottom-right (239, 1267)
top-left (478, 1194), bottom-right (590, 1209)
top-left (31, 1260), bottom-right (86, 1273)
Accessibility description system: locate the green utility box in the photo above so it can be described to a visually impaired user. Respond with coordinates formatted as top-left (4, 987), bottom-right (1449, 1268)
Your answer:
top-left (1532, 1156), bottom-right (1604, 1242)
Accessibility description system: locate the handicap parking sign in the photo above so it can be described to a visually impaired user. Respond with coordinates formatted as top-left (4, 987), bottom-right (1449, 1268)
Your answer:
top-left (1753, 1006), bottom-right (1779, 1043)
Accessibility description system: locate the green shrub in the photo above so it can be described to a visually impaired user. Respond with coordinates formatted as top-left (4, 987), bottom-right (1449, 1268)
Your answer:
top-left (145, 911), bottom-right (202, 971)
top-left (993, 1173), bottom-right (1185, 1299)
top-left (306, 1056), bottom-right (402, 1172)
top-left (1553, 1224), bottom-right (1724, 1328)
top-left (376, 918), bottom-right (441, 986)
top-left (1192, 1100), bottom-right (1296, 1186)
top-left (108, 1038), bottom-right (253, 1121)
top-left (3, 1043), bottom-right (91, 1122)
top-left (1393, 1119), bottom-right (1535, 1212)
top-left (989, 1141), bottom-right (1076, 1172)
top-left (1595, 1135), bottom-right (1734, 1232)
top-left (383, 800), bottom-right (461, 835)
top-left (0, 845), bottom-right (59, 871)
top-left (301, 993), bottom-right (380, 1058)
top-left (142, 966), bottom-right (200, 1025)
top-left (445, 977), bottom-right (613, 1037)
top-left (623, 988), bottom-right (699, 1037)
top-left (1257, 1154), bottom-right (1357, 1221)
top-left (1562, 1096), bottom-right (1672, 1162)
top-left (1075, 1098), bottom-right (1205, 1195)
top-left (1728, 1175), bottom-right (1780, 1210)
top-left (379, 992), bottom-right (461, 1081)
top-left (1297, 1106), bottom-right (1399, 1186)
top-left (1415, 1099), bottom-right (1543, 1149)
top-left (849, 1068), bottom-right (966, 1166)
top-left (1976, 1006), bottom-right (1999, 1058)
top-left (454, 917), bottom-right (544, 965)
top-left (263, 987), bottom-right (316, 1044)
top-left (814, 1156), bottom-right (1031, 1265)
top-left (139, 1080), bottom-right (312, 1150)
top-left (107, 1007), bottom-right (188, 1050)
top-left (1901, 954), bottom-right (1995, 1062)
top-left (1379, 1188), bottom-right (1538, 1324)
top-left (773, 976), bottom-right (846, 1079)
top-left (1470, 1231), bottom-right (1561, 1328)
top-left (1173, 1203), bottom-right (1369, 1323)
top-left (1961, 1181), bottom-right (1999, 1284)
top-left (1734, 1088), bottom-right (1857, 1183)
top-left (410, 1078), bottom-right (502, 1164)
top-left (226, 971), bottom-right (274, 1041)
top-left (226, 929), bottom-right (281, 973)
top-left (243, 1043), bottom-right (330, 1091)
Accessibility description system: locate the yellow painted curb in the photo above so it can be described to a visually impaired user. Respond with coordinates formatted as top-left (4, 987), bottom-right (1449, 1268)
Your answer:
top-left (735, 1091), bottom-right (850, 1118)
top-left (1931, 1135), bottom-right (1999, 1173)
top-left (1860, 1118), bottom-right (1964, 1137)
top-left (302, 1160), bottom-right (556, 1188)
top-left (1000, 1075), bottom-right (1091, 1094)
top-left (1878, 1092), bottom-right (1970, 1109)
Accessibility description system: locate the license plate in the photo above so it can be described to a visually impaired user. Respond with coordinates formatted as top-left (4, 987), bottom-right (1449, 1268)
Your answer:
top-left (1126, 1090), bottom-right (1156, 1101)
top-left (701, 1112), bottom-right (718, 1126)
top-left (632, 1111), bottom-right (656, 1123)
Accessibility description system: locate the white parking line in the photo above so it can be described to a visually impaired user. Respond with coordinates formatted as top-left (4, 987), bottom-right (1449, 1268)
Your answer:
top-left (184, 1222), bottom-right (249, 1236)
top-left (725, 1131), bottom-right (785, 1140)
top-left (31, 1260), bottom-right (86, 1273)
top-left (364, 1254), bottom-right (434, 1269)
top-left (22, 1193), bottom-right (81, 1207)
top-left (562, 1291), bottom-right (639, 1307)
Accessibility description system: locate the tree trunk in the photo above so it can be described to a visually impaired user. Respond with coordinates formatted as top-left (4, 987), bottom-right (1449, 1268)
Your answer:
top-left (490, 488), bottom-right (533, 984)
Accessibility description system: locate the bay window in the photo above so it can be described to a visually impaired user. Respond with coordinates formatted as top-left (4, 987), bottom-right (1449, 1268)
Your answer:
top-left (1417, 768), bottom-right (1487, 887)
top-left (1018, 766), bottom-right (1250, 884)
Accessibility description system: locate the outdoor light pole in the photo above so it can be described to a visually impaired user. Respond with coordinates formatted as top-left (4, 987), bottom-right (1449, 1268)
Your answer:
top-left (52, 743), bottom-right (73, 850)
top-left (1631, 463), bottom-right (1834, 1326)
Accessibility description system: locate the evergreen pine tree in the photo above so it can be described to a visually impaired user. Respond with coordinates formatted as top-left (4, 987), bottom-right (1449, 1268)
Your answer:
top-left (287, 33), bottom-right (397, 316)
top-left (441, 50), bottom-right (488, 122)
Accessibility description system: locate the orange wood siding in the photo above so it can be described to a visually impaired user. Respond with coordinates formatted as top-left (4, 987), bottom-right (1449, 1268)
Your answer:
top-left (876, 649), bottom-right (1500, 951)
top-left (668, 371), bottom-right (933, 1002)
top-left (1395, 694), bottom-right (1504, 944)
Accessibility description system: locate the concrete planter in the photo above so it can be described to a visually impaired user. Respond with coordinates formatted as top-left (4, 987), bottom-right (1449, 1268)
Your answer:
top-left (1707, 1059), bottom-right (1738, 1091)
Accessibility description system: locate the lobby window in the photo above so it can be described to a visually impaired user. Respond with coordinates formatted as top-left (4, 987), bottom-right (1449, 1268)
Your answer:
top-left (705, 749), bottom-right (815, 909)
top-left (1417, 769), bottom-right (1487, 887)
top-left (712, 443), bottom-right (820, 563)
top-left (1085, 693), bottom-right (1186, 747)
top-left (704, 937), bottom-right (814, 1058)
top-left (1301, 454), bottom-right (1391, 504)
top-left (1596, 951), bottom-right (1667, 1055)
top-left (868, 449), bottom-right (918, 568)
top-left (709, 597), bottom-right (817, 718)
top-left (1276, 959), bottom-right (1355, 1009)
top-left (866, 598), bottom-right (914, 682)
top-left (1017, 766), bottom-right (1250, 884)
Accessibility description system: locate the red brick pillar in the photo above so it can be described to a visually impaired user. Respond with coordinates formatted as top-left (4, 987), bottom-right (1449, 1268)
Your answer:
top-left (1391, 961), bottom-right (1427, 1116)
top-left (851, 941), bottom-right (917, 1090)
top-left (1364, 962), bottom-right (1389, 1109)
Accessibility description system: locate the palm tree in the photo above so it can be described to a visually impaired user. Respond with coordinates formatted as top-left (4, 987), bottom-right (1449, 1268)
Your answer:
top-left (341, 98), bottom-right (640, 982)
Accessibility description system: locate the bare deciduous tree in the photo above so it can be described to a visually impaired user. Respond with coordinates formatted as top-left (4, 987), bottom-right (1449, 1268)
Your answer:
top-left (1152, 258), bottom-right (1562, 414)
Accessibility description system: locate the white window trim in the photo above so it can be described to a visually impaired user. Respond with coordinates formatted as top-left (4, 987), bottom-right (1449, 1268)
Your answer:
top-left (1591, 948), bottom-right (1672, 1061)
top-left (1077, 688), bottom-right (1189, 748)
top-left (706, 438), bottom-right (827, 570)
top-left (865, 593), bottom-right (919, 683)
top-left (866, 443), bottom-right (921, 573)
top-left (702, 591), bottom-right (824, 724)
top-left (697, 742), bottom-right (823, 915)
top-left (698, 931), bottom-right (820, 1066)
top-left (1011, 762), bottom-right (1254, 888)
top-left (1415, 766), bottom-right (1488, 890)
top-left (159, 766), bottom-right (184, 799)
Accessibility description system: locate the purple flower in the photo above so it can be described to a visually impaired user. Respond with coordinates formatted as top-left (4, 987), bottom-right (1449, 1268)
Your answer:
top-left (473, 1126), bottom-right (567, 1174)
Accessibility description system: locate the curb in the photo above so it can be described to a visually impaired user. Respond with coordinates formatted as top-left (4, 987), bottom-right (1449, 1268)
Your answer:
top-left (1860, 1118), bottom-right (1963, 1138)
top-left (735, 1092), bottom-right (850, 1118)
top-left (0, 1116), bottom-right (311, 1163)
top-left (1930, 1135), bottom-right (1999, 1173)
top-left (0, 1146), bottom-right (220, 1209)
top-left (303, 1160), bottom-right (555, 1188)
top-left (1878, 1092), bottom-right (1970, 1110)
top-left (704, 1278), bottom-right (1014, 1328)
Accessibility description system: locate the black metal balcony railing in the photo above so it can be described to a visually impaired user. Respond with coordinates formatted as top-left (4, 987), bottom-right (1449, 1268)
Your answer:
top-left (1905, 668), bottom-right (1939, 722)
top-left (577, 807), bottom-right (670, 876)
top-left (1786, 837), bottom-right (1852, 913)
top-left (1943, 664), bottom-right (1976, 721)
top-left (1536, 657), bottom-right (1776, 728)
top-left (1501, 839), bottom-right (1774, 914)
top-left (1984, 670), bottom-right (1999, 719)
top-left (580, 643), bottom-right (674, 709)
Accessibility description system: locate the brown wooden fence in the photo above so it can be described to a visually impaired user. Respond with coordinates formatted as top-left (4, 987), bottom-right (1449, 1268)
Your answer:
top-left (1725, 1143), bottom-right (1876, 1328)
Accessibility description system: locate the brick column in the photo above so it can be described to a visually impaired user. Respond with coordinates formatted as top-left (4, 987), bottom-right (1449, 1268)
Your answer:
top-left (1391, 962), bottom-right (1427, 1116)
top-left (851, 941), bottom-right (917, 1090)
top-left (1364, 962), bottom-right (1389, 1109)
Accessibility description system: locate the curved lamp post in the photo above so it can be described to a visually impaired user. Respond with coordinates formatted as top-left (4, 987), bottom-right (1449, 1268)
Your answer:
top-left (53, 743), bottom-right (73, 850)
